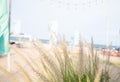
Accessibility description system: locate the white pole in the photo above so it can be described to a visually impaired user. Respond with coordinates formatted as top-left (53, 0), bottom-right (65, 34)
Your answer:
top-left (105, 0), bottom-right (109, 47)
top-left (104, 0), bottom-right (110, 73)
top-left (7, 0), bottom-right (12, 72)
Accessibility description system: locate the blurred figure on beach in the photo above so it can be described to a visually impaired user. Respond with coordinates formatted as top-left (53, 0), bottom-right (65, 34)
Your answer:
top-left (70, 31), bottom-right (80, 51)
top-left (48, 21), bottom-right (58, 47)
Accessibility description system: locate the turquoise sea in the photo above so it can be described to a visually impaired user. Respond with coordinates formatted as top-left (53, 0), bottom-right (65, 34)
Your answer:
top-left (10, 36), bottom-right (119, 49)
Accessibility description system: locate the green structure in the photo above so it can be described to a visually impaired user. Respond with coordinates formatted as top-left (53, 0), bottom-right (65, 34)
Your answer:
top-left (0, 0), bottom-right (9, 55)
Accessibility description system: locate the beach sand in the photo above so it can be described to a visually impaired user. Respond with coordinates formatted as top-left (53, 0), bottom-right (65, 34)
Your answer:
top-left (0, 42), bottom-right (120, 82)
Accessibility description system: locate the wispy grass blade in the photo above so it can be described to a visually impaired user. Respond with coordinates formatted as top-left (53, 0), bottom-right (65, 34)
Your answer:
top-left (0, 66), bottom-right (19, 82)
top-left (15, 62), bottom-right (33, 82)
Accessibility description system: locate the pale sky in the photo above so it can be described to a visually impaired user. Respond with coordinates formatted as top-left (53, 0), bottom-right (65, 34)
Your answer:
top-left (10, 0), bottom-right (120, 45)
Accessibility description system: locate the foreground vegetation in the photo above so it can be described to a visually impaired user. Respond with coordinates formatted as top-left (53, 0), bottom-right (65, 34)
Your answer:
top-left (0, 39), bottom-right (112, 82)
